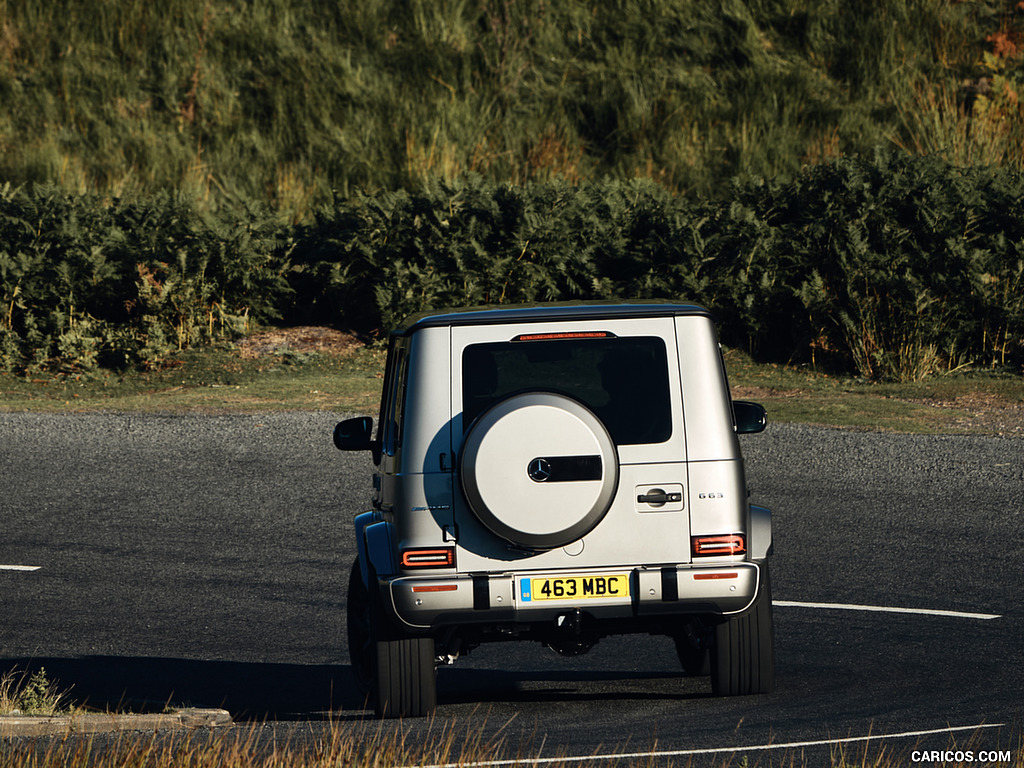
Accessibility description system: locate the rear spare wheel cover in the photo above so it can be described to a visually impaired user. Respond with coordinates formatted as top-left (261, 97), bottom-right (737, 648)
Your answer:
top-left (459, 392), bottom-right (619, 549)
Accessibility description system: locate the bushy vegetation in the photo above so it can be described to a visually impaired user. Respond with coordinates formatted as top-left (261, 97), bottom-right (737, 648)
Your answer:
top-left (294, 151), bottom-right (1024, 382)
top-left (0, 183), bottom-right (290, 372)
top-left (3, 152), bottom-right (1023, 381)
top-left (2, 1), bottom-right (1024, 381)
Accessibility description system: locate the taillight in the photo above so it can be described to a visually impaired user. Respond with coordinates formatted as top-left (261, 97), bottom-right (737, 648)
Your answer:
top-left (691, 535), bottom-right (746, 557)
top-left (400, 548), bottom-right (455, 568)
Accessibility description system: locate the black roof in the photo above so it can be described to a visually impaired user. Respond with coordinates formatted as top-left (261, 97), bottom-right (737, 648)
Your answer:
top-left (394, 300), bottom-right (712, 335)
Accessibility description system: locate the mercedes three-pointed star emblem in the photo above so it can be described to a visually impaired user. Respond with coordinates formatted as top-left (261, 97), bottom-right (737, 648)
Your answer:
top-left (527, 457), bottom-right (552, 482)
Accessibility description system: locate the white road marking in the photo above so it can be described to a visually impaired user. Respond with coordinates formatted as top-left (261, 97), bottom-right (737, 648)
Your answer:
top-left (0, 565), bottom-right (41, 571)
top-left (773, 600), bottom-right (1001, 620)
top-left (411, 723), bottom-right (1006, 768)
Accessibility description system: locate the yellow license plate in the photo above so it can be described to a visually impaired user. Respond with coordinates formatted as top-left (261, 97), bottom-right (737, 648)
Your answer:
top-left (520, 573), bottom-right (630, 602)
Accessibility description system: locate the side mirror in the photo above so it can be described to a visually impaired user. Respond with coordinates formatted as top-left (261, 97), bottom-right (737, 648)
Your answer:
top-left (733, 400), bottom-right (767, 434)
top-left (334, 416), bottom-right (375, 451)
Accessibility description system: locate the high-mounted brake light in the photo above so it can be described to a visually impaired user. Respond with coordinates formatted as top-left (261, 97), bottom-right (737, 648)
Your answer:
top-left (513, 331), bottom-right (614, 341)
top-left (691, 535), bottom-right (746, 557)
top-left (400, 548), bottom-right (455, 568)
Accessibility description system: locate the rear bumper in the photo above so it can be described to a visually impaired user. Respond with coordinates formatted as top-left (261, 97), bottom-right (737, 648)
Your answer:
top-left (382, 563), bottom-right (762, 630)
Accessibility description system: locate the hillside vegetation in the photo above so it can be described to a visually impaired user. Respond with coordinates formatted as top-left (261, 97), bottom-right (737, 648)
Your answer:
top-left (4, 0), bottom-right (1024, 205)
top-left (2, 1), bottom-right (1024, 381)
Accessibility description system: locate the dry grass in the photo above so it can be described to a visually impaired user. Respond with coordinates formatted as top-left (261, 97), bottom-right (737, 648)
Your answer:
top-left (0, 668), bottom-right (74, 717)
top-left (0, 721), bottom-right (1019, 768)
top-left (236, 327), bottom-right (365, 360)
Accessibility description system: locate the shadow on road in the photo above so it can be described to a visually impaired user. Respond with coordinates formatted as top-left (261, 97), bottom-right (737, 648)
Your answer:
top-left (1, 657), bottom-right (365, 720)
top-left (2, 657), bottom-right (708, 720)
top-left (439, 666), bottom-right (709, 707)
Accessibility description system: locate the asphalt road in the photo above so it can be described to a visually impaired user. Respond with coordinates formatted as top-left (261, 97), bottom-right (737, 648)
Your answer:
top-left (1, 413), bottom-right (1022, 763)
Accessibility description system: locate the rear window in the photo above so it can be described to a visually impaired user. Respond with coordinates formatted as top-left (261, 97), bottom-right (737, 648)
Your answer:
top-left (462, 335), bottom-right (672, 445)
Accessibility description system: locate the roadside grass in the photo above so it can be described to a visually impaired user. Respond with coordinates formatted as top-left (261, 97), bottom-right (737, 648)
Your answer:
top-left (722, 349), bottom-right (1024, 437)
top-left (0, 336), bottom-right (1021, 436)
top-left (0, 343), bottom-right (387, 416)
top-left (0, 719), bottom-right (1019, 768)
top-left (0, 669), bottom-right (75, 717)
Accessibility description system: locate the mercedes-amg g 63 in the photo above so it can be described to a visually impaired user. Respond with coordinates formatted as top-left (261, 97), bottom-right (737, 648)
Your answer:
top-left (335, 301), bottom-right (773, 717)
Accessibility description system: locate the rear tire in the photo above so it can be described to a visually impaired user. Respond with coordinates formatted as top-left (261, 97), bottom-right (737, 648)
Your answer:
top-left (346, 558), bottom-right (437, 718)
top-left (347, 559), bottom-right (373, 697)
top-left (710, 563), bottom-right (775, 696)
top-left (375, 634), bottom-right (437, 718)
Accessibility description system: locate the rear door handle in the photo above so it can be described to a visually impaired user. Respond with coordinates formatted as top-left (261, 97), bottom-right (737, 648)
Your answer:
top-left (637, 491), bottom-right (682, 504)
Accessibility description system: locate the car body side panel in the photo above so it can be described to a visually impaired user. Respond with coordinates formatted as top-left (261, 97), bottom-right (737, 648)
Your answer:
top-left (686, 459), bottom-right (748, 539)
top-left (393, 472), bottom-right (456, 554)
top-left (749, 504), bottom-right (773, 559)
top-left (674, 316), bottom-right (740, 463)
top-left (360, 515), bottom-right (397, 580)
top-left (401, 327), bottom-right (453, 479)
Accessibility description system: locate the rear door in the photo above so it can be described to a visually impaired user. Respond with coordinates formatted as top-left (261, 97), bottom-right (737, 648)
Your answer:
top-left (450, 317), bottom-right (692, 571)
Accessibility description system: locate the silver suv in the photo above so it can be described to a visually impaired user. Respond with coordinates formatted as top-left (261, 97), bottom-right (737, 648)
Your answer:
top-left (335, 301), bottom-right (773, 717)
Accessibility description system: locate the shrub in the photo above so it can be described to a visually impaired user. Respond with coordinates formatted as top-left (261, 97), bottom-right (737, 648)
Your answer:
top-left (3, 154), bottom-right (1023, 380)
top-left (0, 185), bottom-right (291, 371)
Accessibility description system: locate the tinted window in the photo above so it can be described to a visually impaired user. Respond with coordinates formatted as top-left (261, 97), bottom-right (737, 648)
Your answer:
top-left (380, 342), bottom-right (409, 457)
top-left (462, 336), bottom-right (672, 445)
